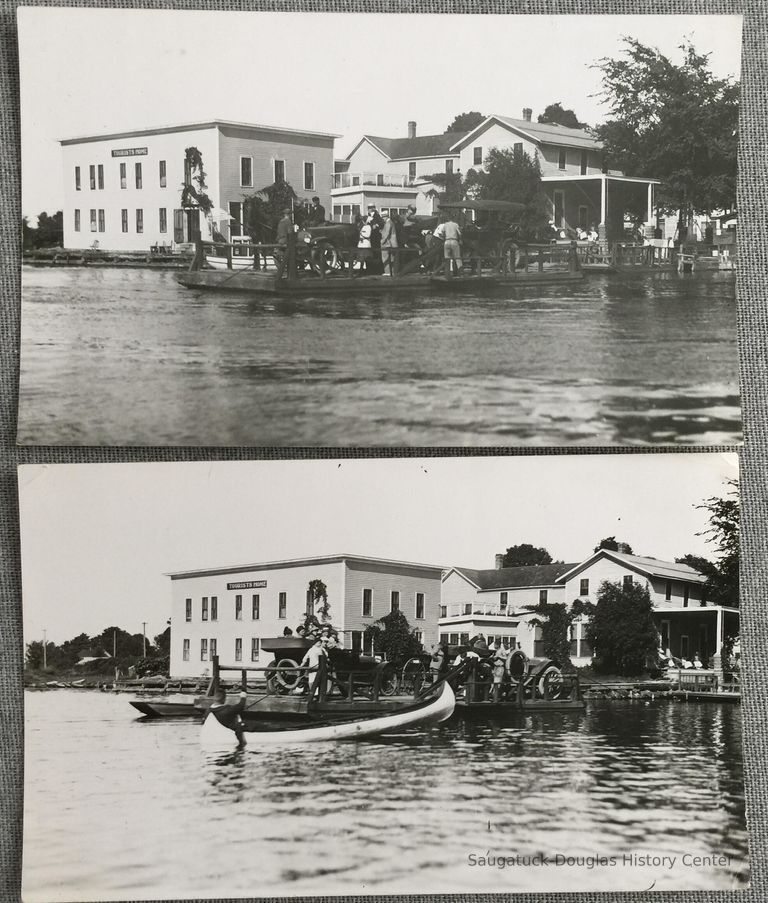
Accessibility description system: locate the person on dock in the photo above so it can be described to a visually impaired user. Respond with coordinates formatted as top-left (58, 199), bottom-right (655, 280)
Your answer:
top-left (429, 643), bottom-right (446, 681)
top-left (293, 638), bottom-right (328, 698)
top-left (275, 207), bottom-right (294, 275)
top-left (491, 641), bottom-right (506, 702)
top-left (441, 213), bottom-right (462, 277)
top-left (356, 219), bottom-right (373, 275)
top-left (210, 688), bottom-right (248, 747)
top-left (309, 196), bottom-right (326, 226)
top-left (380, 210), bottom-right (399, 276)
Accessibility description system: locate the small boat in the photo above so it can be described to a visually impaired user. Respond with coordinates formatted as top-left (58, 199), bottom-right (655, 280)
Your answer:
top-left (200, 680), bottom-right (455, 748)
top-left (205, 254), bottom-right (259, 271)
top-left (130, 698), bottom-right (208, 718)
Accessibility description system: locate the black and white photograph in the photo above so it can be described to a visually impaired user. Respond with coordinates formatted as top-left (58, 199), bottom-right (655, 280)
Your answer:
top-left (18, 9), bottom-right (742, 446)
top-left (20, 455), bottom-right (747, 900)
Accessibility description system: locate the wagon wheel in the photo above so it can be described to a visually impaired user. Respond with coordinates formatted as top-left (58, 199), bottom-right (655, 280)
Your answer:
top-left (380, 664), bottom-right (399, 697)
top-left (310, 240), bottom-right (342, 276)
top-left (538, 665), bottom-right (564, 700)
top-left (401, 658), bottom-right (426, 695)
top-left (266, 657), bottom-right (302, 694)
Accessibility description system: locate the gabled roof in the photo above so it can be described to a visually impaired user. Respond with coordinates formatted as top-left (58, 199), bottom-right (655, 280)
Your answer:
top-left (556, 550), bottom-right (707, 585)
top-left (448, 563), bottom-right (578, 591)
top-left (450, 114), bottom-right (602, 152)
top-left (347, 131), bottom-right (468, 162)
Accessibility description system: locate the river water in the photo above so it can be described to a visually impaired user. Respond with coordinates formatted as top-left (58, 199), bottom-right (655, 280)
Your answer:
top-left (22, 690), bottom-right (748, 900)
top-left (18, 266), bottom-right (740, 446)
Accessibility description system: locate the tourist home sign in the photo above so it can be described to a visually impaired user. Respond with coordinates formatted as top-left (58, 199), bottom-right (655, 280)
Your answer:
top-left (110, 147), bottom-right (148, 157)
top-left (226, 580), bottom-right (268, 590)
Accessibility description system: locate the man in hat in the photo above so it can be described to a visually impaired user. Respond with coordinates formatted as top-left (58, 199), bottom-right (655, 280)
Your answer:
top-left (275, 207), bottom-right (294, 276)
top-left (309, 196), bottom-right (326, 226)
top-left (209, 687), bottom-right (248, 747)
top-left (380, 210), bottom-right (399, 276)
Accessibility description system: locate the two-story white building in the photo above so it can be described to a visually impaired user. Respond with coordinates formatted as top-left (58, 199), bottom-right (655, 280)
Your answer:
top-left (439, 549), bottom-right (738, 668)
top-left (166, 553), bottom-right (443, 678)
top-left (60, 120), bottom-right (338, 251)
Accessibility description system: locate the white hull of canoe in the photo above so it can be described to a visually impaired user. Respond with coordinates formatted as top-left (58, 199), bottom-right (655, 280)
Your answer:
top-left (200, 681), bottom-right (455, 749)
top-left (206, 255), bottom-right (259, 271)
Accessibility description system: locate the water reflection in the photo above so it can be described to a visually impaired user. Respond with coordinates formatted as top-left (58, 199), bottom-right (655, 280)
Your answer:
top-left (19, 266), bottom-right (739, 446)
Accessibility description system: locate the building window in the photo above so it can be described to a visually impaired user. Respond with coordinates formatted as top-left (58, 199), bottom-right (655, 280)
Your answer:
top-left (408, 161), bottom-right (416, 181)
top-left (415, 592), bottom-right (425, 619)
top-left (665, 580), bottom-right (672, 601)
top-left (89, 165), bottom-right (96, 190)
top-left (210, 638), bottom-right (217, 659)
top-left (119, 162), bottom-right (127, 189)
top-left (680, 634), bottom-right (690, 658)
top-left (159, 160), bottom-right (167, 188)
top-left (449, 633), bottom-right (459, 645)
top-left (580, 150), bottom-right (588, 175)
top-left (623, 575), bottom-right (633, 590)
top-left (185, 598), bottom-right (192, 622)
top-left (211, 596), bottom-right (218, 621)
top-left (229, 202), bottom-right (242, 238)
top-left (303, 161), bottom-right (315, 190)
top-left (473, 146), bottom-right (483, 165)
top-left (684, 585), bottom-right (690, 607)
top-left (252, 594), bottom-right (260, 619)
top-left (500, 591), bottom-right (508, 609)
top-left (539, 589), bottom-right (548, 604)
top-left (121, 209), bottom-right (128, 233)
top-left (200, 638), bottom-right (208, 661)
top-left (90, 209), bottom-right (97, 232)
top-left (75, 166), bottom-right (81, 190)
top-left (440, 632), bottom-right (449, 644)
top-left (174, 209), bottom-right (184, 243)
top-left (362, 588), bottom-right (372, 617)
top-left (182, 639), bottom-right (190, 661)
top-left (439, 605), bottom-right (447, 618)
top-left (463, 603), bottom-right (472, 615)
top-left (278, 592), bottom-right (287, 619)
top-left (240, 156), bottom-right (253, 188)
top-left (74, 209), bottom-right (80, 232)
top-left (251, 638), bottom-right (260, 661)
top-left (350, 631), bottom-right (362, 653)
top-left (159, 208), bottom-right (167, 233)
top-left (136, 209), bottom-right (143, 233)
top-left (578, 205), bottom-right (589, 229)
top-left (98, 209), bottom-right (105, 232)
top-left (514, 142), bottom-right (523, 155)
top-left (135, 162), bottom-right (142, 189)
top-left (235, 638), bottom-right (242, 662)
top-left (235, 594), bottom-right (242, 620)
top-left (445, 159), bottom-right (454, 174)
top-left (558, 149), bottom-right (567, 170)
top-left (580, 578), bottom-right (589, 596)
top-left (391, 591), bottom-right (400, 613)
top-left (202, 597), bottom-right (208, 621)
top-left (274, 159), bottom-right (285, 182)
top-left (97, 165), bottom-right (104, 190)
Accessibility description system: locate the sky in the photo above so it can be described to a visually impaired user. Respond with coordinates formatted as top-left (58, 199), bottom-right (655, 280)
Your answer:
top-left (18, 454), bottom-right (738, 645)
top-left (18, 9), bottom-right (743, 218)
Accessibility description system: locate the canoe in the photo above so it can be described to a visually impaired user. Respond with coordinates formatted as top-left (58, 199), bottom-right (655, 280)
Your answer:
top-left (205, 254), bottom-right (260, 271)
top-left (130, 699), bottom-right (207, 718)
top-left (200, 680), bottom-right (454, 748)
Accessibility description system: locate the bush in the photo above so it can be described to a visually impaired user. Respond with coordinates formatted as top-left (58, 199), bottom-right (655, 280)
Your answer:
top-left (584, 580), bottom-right (659, 676)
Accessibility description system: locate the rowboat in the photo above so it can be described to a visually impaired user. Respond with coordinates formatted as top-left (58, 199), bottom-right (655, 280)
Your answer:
top-left (200, 680), bottom-right (454, 748)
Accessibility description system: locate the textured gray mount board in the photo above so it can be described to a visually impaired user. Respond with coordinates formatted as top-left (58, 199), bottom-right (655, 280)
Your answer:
top-left (2, 1), bottom-right (768, 903)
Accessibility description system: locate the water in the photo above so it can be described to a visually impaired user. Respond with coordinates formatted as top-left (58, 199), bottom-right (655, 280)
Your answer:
top-left (23, 690), bottom-right (748, 900)
top-left (18, 266), bottom-right (740, 446)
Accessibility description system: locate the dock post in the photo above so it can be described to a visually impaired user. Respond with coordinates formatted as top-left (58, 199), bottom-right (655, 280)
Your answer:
top-left (241, 670), bottom-right (247, 693)
top-left (569, 240), bottom-right (578, 273)
top-left (211, 654), bottom-right (220, 697)
top-left (372, 667), bottom-right (381, 702)
top-left (318, 655), bottom-right (327, 703)
top-left (516, 676), bottom-right (525, 709)
top-left (286, 231), bottom-right (297, 283)
top-left (226, 243), bottom-right (233, 271)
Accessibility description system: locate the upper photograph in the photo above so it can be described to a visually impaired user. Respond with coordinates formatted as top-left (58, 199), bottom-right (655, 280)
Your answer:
top-left (18, 10), bottom-right (742, 447)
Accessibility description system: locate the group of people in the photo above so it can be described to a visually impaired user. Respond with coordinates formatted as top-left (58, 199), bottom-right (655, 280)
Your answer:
top-left (428, 633), bottom-right (529, 702)
top-left (659, 645), bottom-right (705, 670)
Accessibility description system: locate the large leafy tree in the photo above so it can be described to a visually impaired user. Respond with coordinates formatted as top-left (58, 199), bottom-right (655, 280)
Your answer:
top-left (538, 102), bottom-right (588, 129)
top-left (530, 599), bottom-right (591, 667)
top-left (243, 180), bottom-right (299, 241)
top-left (502, 543), bottom-right (553, 567)
top-left (593, 39), bottom-right (739, 228)
top-left (363, 610), bottom-right (423, 664)
top-left (464, 147), bottom-right (550, 238)
top-left (584, 579), bottom-right (659, 676)
top-left (445, 111), bottom-right (484, 134)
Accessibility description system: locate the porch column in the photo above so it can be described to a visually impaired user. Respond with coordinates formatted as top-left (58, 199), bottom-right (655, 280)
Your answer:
top-left (712, 607), bottom-right (725, 686)
top-left (716, 606), bottom-right (723, 653)
top-left (645, 182), bottom-right (655, 238)
top-left (598, 176), bottom-right (607, 241)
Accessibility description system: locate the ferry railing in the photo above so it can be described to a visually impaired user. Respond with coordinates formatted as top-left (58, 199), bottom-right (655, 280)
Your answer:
top-left (457, 659), bottom-right (583, 705)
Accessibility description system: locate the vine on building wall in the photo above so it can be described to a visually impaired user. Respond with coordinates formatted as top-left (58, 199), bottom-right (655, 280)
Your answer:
top-left (180, 146), bottom-right (213, 216)
top-left (530, 598), bottom-right (592, 669)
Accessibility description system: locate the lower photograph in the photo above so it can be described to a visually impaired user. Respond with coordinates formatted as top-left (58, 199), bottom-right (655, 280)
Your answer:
top-left (18, 454), bottom-right (747, 899)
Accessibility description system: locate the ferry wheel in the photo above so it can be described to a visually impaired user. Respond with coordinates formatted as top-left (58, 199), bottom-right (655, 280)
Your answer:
top-left (539, 665), bottom-right (564, 700)
top-left (311, 240), bottom-right (341, 275)
top-left (380, 666), bottom-right (399, 697)
top-left (275, 657), bottom-right (301, 691)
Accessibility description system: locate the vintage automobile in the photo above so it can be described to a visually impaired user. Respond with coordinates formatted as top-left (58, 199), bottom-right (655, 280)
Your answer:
top-left (436, 199), bottom-right (526, 271)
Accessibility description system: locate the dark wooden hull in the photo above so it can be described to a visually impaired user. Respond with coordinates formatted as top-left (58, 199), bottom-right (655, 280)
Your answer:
top-left (130, 698), bottom-right (212, 718)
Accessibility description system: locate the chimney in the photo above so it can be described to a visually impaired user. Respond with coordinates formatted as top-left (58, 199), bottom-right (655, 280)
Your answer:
top-left (407, 120), bottom-right (417, 139)
top-left (522, 107), bottom-right (532, 122)
top-left (494, 553), bottom-right (505, 569)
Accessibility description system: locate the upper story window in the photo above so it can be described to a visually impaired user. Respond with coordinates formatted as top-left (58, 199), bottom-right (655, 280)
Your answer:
top-left (75, 166), bottom-right (81, 191)
top-left (580, 150), bottom-right (588, 175)
top-left (500, 591), bottom-right (508, 608)
top-left (159, 160), bottom-right (167, 188)
top-left (235, 594), bottom-right (243, 620)
top-left (415, 592), bottom-right (425, 619)
top-left (274, 159), bottom-right (285, 182)
top-left (210, 596), bottom-right (218, 621)
top-left (439, 605), bottom-right (447, 618)
top-left (185, 598), bottom-right (192, 622)
top-left (278, 592), bottom-right (287, 619)
top-left (240, 156), bottom-right (253, 188)
top-left (539, 589), bottom-right (548, 604)
top-left (202, 596), bottom-right (209, 621)
top-left (97, 165), bottom-right (104, 190)
top-left (391, 590), bottom-right (400, 613)
top-left (580, 578), bottom-right (589, 596)
top-left (303, 161), bottom-right (315, 190)
top-left (623, 575), bottom-right (633, 590)
top-left (445, 159), bottom-right (454, 175)
top-left (362, 588), bottom-right (372, 617)
top-left (514, 142), bottom-right (523, 155)
top-left (473, 146), bottom-right (483, 166)
top-left (135, 161), bottom-right (142, 189)
top-left (558, 149), bottom-right (567, 170)
top-left (252, 594), bottom-right (260, 619)
top-left (119, 162), bottom-right (127, 189)
top-left (683, 585), bottom-right (690, 607)
top-left (89, 165), bottom-right (96, 190)
top-left (665, 580), bottom-right (673, 601)
top-left (408, 161), bottom-right (417, 181)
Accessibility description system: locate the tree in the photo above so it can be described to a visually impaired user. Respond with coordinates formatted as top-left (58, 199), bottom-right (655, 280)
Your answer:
top-left (584, 580), bottom-right (660, 676)
top-left (153, 626), bottom-right (171, 655)
top-left (464, 147), bottom-right (550, 239)
top-left (22, 212), bottom-right (64, 250)
top-left (243, 180), bottom-right (299, 241)
top-left (594, 536), bottom-right (633, 554)
top-left (529, 599), bottom-right (591, 668)
top-left (538, 102), bottom-right (587, 129)
top-left (307, 579), bottom-right (331, 622)
top-left (363, 610), bottom-right (423, 664)
top-left (502, 544), bottom-right (553, 568)
top-left (593, 39), bottom-right (739, 231)
top-left (445, 111), bottom-right (484, 134)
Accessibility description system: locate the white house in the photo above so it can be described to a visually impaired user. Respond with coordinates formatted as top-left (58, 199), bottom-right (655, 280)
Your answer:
top-left (60, 120), bottom-right (338, 251)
